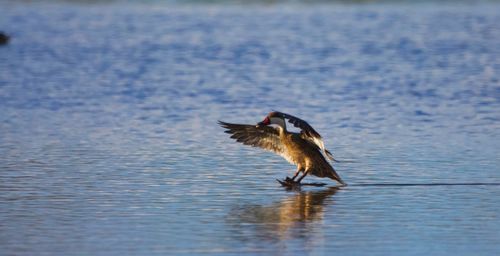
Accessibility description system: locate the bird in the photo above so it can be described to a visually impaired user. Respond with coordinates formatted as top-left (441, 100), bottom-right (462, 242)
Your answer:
top-left (0, 32), bottom-right (10, 45)
top-left (218, 111), bottom-right (345, 186)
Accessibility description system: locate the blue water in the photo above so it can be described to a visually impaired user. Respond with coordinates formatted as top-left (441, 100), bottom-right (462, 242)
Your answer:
top-left (1, 2), bottom-right (500, 255)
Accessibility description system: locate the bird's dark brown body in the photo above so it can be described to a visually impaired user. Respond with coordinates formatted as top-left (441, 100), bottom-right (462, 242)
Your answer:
top-left (219, 111), bottom-right (345, 185)
top-left (281, 132), bottom-right (341, 181)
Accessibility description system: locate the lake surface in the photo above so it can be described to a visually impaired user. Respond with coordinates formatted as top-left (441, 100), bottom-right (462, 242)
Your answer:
top-left (1, 2), bottom-right (499, 255)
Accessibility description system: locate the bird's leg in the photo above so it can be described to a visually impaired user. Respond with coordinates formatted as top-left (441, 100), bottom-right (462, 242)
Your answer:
top-left (296, 169), bottom-right (310, 184)
top-left (290, 167), bottom-right (303, 181)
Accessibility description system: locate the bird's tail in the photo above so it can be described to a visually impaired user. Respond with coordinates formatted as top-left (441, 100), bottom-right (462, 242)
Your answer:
top-left (328, 166), bottom-right (346, 186)
top-left (311, 160), bottom-right (346, 186)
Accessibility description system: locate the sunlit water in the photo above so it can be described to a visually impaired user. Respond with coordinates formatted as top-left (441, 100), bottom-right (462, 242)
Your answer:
top-left (1, 2), bottom-right (500, 255)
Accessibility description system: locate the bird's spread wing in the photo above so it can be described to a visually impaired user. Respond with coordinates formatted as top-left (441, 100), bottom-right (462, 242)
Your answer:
top-left (277, 112), bottom-right (338, 162)
top-left (218, 121), bottom-right (285, 155)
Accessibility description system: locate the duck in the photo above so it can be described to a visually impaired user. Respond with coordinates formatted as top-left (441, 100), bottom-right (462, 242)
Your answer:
top-left (218, 111), bottom-right (345, 186)
top-left (0, 32), bottom-right (10, 45)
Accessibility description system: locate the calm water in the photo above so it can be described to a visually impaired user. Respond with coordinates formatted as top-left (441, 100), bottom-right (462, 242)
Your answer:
top-left (1, 2), bottom-right (500, 255)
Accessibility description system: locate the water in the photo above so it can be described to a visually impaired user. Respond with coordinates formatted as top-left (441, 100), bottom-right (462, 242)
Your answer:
top-left (1, 2), bottom-right (500, 255)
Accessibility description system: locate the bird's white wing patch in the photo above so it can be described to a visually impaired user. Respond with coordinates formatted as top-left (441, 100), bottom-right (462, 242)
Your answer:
top-left (312, 136), bottom-right (335, 161)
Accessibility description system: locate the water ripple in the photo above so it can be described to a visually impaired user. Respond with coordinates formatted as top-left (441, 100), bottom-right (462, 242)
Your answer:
top-left (1, 3), bottom-right (499, 255)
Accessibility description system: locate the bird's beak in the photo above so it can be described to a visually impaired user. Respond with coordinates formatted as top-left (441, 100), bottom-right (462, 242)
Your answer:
top-left (257, 117), bottom-right (270, 126)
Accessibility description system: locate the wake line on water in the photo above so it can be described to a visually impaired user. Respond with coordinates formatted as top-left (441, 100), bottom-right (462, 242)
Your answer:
top-left (348, 182), bottom-right (500, 187)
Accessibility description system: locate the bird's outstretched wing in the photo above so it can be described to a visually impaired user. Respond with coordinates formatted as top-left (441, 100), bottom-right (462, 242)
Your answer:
top-left (218, 121), bottom-right (285, 155)
top-left (277, 112), bottom-right (338, 162)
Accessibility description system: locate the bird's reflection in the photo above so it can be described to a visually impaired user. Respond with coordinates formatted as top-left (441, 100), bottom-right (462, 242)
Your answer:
top-left (226, 187), bottom-right (338, 243)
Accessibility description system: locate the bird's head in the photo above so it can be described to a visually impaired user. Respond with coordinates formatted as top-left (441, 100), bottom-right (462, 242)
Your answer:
top-left (257, 111), bottom-right (286, 129)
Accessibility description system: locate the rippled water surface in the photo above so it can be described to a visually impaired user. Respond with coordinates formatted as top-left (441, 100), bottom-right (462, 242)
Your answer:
top-left (1, 2), bottom-right (500, 255)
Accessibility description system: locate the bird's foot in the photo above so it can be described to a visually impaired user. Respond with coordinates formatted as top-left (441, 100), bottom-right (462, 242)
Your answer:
top-left (277, 177), bottom-right (328, 188)
top-left (277, 177), bottom-right (301, 188)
